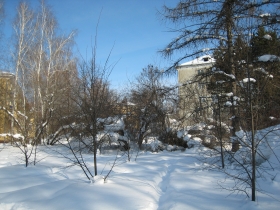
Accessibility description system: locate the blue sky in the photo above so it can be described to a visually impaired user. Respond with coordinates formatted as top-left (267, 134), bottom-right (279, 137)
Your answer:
top-left (3, 0), bottom-right (178, 89)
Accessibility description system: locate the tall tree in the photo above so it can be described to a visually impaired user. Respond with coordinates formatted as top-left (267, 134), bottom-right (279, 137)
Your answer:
top-left (12, 1), bottom-right (34, 138)
top-left (25, 0), bottom-right (76, 143)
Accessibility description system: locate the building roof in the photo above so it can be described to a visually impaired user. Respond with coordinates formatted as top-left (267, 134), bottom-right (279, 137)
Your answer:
top-left (179, 55), bottom-right (215, 67)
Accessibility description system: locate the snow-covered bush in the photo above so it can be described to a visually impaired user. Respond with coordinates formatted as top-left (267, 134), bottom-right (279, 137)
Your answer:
top-left (166, 144), bottom-right (177, 151)
top-left (187, 137), bottom-right (202, 148)
top-left (178, 122), bottom-right (227, 149)
top-left (146, 137), bottom-right (163, 152)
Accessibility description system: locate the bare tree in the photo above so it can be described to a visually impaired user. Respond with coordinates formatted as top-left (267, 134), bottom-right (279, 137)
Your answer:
top-left (59, 15), bottom-right (119, 175)
top-left (72, 55), bottom-right (117, 176)
top-left (128, 65), bottom-right (178, 149)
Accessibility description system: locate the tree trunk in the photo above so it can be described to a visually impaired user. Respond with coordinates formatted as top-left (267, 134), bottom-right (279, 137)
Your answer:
top-left (94, 139), bottom-right (98, 176)
top-left (217, 96), bottom-right (225, 168)
top-left (225, 0), bottom-right (239, 152)
top-left (249, 70), bottom-right (256, 201)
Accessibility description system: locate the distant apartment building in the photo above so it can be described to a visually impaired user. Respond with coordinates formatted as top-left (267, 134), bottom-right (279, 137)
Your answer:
top-left (176, 55), bottom-right (215, 125)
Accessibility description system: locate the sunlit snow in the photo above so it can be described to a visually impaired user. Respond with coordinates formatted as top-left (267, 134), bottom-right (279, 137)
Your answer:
top-left (0, 124), bottom-right (279, 210)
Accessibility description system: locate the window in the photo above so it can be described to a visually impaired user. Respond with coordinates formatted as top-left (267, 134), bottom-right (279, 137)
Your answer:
top-left (203, 57), bottom-right (209, 62)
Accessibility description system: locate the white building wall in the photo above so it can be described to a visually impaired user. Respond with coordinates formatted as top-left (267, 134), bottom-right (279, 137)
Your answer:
top-left (176, 55), bottom-right (215, 125)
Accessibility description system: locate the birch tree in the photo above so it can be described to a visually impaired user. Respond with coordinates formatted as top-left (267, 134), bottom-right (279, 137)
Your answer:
top-left (9, 1), bottom-right (36, 166)
top-left (26, 0), bottom-right (76, 144)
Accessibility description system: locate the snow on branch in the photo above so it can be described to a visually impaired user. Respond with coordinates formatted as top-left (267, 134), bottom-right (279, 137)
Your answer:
top-left (259, 13), bottom-right (270, 18)
top-left (17, 110), bottom-right (28, 119)
top-left (0, 106), bottom-right (22, 130)
top-left (225, 92), bottom-right (233, 97)
top-left (263, 34), bottom-right (272, 40)
top-left (258, 54), bottom-right (280, 62)
top-left (216, 80), bottom-right (225, 84)
top-left (238, 78), bottom-right (256, 88)
top-left (211, 69), bottom-right (236, 80)
top-left (224, 101), bottom-right (232, 107)
top-left (242, 78), bottom-right (256, 83)
top-left (254, 67), bottom-right (273, 78)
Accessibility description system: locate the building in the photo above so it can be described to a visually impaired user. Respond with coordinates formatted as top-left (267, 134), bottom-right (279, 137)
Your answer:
top-left (0, 71), bottom-right (34, 143)
top-left (0, 72), bottom-right (15, 142)
top-left (176, 55), bottom-right (215, 125)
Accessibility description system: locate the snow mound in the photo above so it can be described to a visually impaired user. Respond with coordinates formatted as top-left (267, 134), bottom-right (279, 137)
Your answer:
top-left (148, 138), bottom-right (161, 152)
top-left (91, 175), bottom-right (105, 184)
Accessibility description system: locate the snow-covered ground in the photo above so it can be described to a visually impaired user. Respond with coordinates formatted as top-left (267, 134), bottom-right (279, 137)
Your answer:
top-left (0, 139), bottom-right (279, 210)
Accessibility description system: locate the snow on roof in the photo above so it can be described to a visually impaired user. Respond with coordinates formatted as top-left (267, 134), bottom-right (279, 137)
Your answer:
top-left (179, 55), bottom-right (215, 67)
top-left (0, 71), bottom-right (14, 77)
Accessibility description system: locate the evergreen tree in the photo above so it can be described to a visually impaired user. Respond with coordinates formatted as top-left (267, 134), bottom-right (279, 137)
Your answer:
top-left (250, 27), bottom-right (280, 125)
top-left (251, 27), bottom-right (280, 59)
